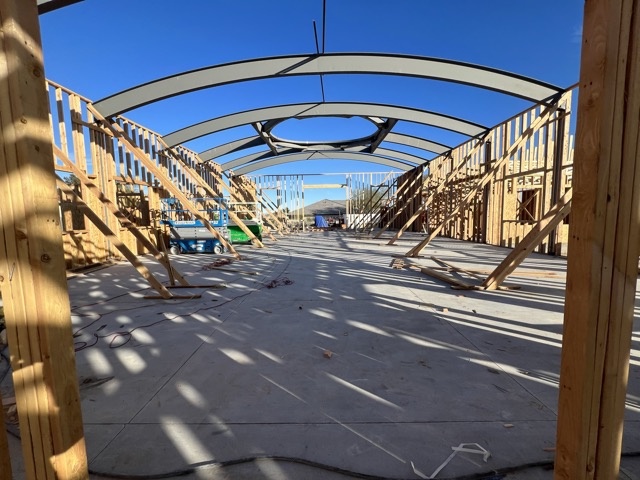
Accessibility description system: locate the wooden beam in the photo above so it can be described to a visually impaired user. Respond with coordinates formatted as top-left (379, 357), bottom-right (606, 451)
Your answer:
top-left (86, 106), bottom-right (242, 258)
top-left (431, 256), bottom-right (485, 281)
top-left (304, 183), bottom-right (346, 189)
top-left (56, 179), bottom-right (183, 299)
top-left (429, 266), bottom-right (560, 278)
top-left (389, 141), bottom-right (486, 245)
top-left (260, 188), bottom-right (292, 233)
top-left (482, 188), bottom-right (572, 291)
top-left (351, 174), bottom-right (395, 232)
top-left (406, 96), bottom-right (566, 258)
top-left (0, 1), bottom-right (88, 478)
top-left (373, 170), bottom-right (424, 238)
top-left (257, 195), bottom-right (289, 236)
top-left (160, 145), bottom-right (266, 248)
top-left (555, 1), bottom-right (640, 478)
top-left (53, 145), bottom-right (191, 286)
top-left (228, 178), bottom-right (279, 240)
top-left (232, 178), bottom-right (287, 236)
top-left (408, 264), bottom-right (475, 289)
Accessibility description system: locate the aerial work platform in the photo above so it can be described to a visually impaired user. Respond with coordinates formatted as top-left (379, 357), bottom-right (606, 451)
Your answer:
top-left (161, 197), bottom-right (231, 254)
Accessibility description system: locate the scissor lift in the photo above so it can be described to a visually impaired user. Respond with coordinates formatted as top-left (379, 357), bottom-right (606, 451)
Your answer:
top-left (161, 197), bottom-right (231, 255)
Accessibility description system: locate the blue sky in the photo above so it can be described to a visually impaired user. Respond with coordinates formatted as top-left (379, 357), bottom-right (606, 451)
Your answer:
top-left (39, 1), bottom-right (584, 203)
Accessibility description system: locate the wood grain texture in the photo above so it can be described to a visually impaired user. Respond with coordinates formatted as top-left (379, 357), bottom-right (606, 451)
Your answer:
top-left (53, 145), bottom-right (190, 286)
top-left (87, 105), bottom-right (242, 258)
top-left (0, 1), bottom-right (88, 478)
top-left (555, 0), bottom-right (640, 478)
top-left (482, 188), bottom-right (572, 290)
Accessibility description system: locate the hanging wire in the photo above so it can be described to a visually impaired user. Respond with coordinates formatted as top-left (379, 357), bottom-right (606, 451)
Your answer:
top-left (312, 21), bottom-right (326, 103)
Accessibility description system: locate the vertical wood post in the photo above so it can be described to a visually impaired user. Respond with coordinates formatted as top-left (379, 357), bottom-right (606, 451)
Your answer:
top-left (548, 105), bottom-right (568, 255)
top-left (555, 0), bottom-right (640, 478)
top-left (481, 140), bottom-right (492, 243)
top-left (0, 1), bottom-right (88, 478)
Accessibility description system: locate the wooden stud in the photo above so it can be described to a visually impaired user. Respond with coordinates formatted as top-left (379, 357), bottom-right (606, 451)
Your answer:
top-left (56, 179), bottom-right (176, 299)
top-left (0, 1), bottom-right (89, 478)
top-left (482, 188), bottom-right (572, 291)
top-left (261, 188), bottom-right (292, 233)
top-left (406, 96), bottom-right (567, 258)
top-left (407, 263), bottom-right (475, 290)
top-left (230, 177), bottom-right (279, 240)
top-left (388, 141), bottom-right (486, 245)
top-left (53, 145), bottom-right (191, 287)
top-left (373, 170), bottom-right (424, 238)
top-left (161, 147), bottom-right (265, 247)
top-left (87, 106), bottom-right (242, 258)
top-left (257, 193), bottom-right (289, 235)
top-left (351, 172), bottom-right (396, 231)
top-left (431, 256), bottom-right (484, 281)
top-left (555, 1), bottom-right (640, 479)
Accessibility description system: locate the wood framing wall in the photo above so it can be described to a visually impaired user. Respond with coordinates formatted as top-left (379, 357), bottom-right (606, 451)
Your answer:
top-left (47, 81), bottom-right (227, 268)
top-left (382, 89), bottom-right (575, 255)
top-left (0, 1), bottom-right (88, 477)
top-left (381, 167), bottom-right (426, 233)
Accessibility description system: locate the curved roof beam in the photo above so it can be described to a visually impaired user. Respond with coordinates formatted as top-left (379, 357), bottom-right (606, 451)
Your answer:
top-left (92, 53), bottom-right (564, 118)
top-left (164, 102), bottom-right (487, 148)
top-left (232, 151), bottom-right (415, 176)
top-left (37, 0), bottom-right (83, 13)
top-left (200, 131), bottom-right (450, 162)
top-left (378, 133), bottom-right (450, 155)
top-left (222, 146), bottom-right (426, 172)
top-left (200, 137), bottom-right (267, 161)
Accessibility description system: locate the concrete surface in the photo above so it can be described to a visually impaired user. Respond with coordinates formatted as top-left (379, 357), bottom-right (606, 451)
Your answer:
top-left (3, 230), bottom-right (640, 479)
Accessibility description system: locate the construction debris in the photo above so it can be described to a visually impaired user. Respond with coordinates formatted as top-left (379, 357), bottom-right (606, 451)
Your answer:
top-left (202, 258), bottom-right (234, 270)
top-left (266, 277), bottom-right (294, 289)
top-left (412, 443), bottom-right (491, 479)
top-left (390, 258), bottom-right (405, 269)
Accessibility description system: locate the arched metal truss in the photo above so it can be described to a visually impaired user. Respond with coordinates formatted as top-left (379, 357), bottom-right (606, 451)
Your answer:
top-left (92, 53), bottom-right (565, 118)
top-left (222, 146), bottom-right (426, 173)
top-left (199, 131), bottom-right (450, 162)
top-left (231, 151), bottom-right (415, 176)
top-left (384, 133), bottom-right (450, 155)
top-left (41, 7), bottom-right (566, 176)
top-left (163, 102), bottom-right (488, 148)
top-left (37, 0), bottom-right (83, 13)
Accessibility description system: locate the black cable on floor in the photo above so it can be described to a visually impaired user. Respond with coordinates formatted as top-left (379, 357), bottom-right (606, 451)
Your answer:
top-left (83, 454), bottom-right (515, 480)
top-left (76, 450), bottom-right (638, 480)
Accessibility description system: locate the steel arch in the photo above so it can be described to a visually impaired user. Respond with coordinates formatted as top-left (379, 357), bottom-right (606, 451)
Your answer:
top-left (372, 133), bottom-right (450, 155)
top-left (231, 151), bottom-right (415, 176)
top-left (92, 53), bottom-right (564, 118)
top-left (200, 137), bottom-right (267, 161)
top-left (163, 102), bottom-right (487, 148)
top-left (199, 131), bottom-right (449, 162)
top-left (221, 146), bottom-right (427, 172)
top-left (37, 0), bottom-right (83, 13)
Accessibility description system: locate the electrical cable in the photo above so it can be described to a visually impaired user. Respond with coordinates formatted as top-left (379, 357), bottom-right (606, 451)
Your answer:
top-left (4, 247), bottom-right (640, 479)
top-left (72, 247), bottom-right (291, 352)
top-left (4, 411), bottom-right (637, 480)
top-left (69, 451), bottom-right (640, 480)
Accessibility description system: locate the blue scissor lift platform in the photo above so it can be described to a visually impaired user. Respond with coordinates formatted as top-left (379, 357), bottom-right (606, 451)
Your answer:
top-left (160, 197), bottom-right (231, 255)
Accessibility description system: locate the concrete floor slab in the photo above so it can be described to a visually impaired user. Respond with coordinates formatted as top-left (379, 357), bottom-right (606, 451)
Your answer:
top-left (5, 231), bottom-right (640, 479)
